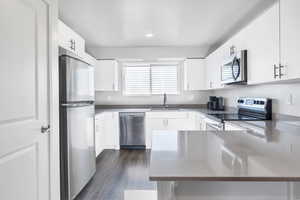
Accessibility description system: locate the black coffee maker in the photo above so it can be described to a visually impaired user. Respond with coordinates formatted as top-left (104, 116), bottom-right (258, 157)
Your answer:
top-left (207, 96), bottom-right (225, 111)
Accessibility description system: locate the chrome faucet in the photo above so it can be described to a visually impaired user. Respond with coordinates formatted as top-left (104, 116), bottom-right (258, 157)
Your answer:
top-left (163, 93), bottom-right (167, 108)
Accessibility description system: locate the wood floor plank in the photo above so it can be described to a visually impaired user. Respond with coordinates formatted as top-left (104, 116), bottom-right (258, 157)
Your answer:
top-left (75, 149), bottom-right (156, 200)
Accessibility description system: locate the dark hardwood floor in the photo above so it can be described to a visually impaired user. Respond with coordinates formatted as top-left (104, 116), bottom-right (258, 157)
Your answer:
top-left (75, 149), bottom-right (156, 200)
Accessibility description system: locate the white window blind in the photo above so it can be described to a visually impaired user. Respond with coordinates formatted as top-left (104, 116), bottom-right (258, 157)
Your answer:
top-left (123, 66), bottom-right (151, 95)
top-left (123, 65), bottom-right (178, 95)
top-left (151, 65), bottom-right (178, 94)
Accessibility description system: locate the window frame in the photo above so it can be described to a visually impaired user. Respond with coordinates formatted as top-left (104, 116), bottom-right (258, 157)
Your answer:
top-left (122, 63), bottom-right (181, 96)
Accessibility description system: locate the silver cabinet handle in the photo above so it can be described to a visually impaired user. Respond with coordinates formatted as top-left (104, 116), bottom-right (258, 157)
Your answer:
top-left (70, 39), bottom-right (76, 51)
top-left (274, 64), bottom-right (279, 79)
top-left (279, 64), bottom-right (284, 79)
top-left (41, 125), bottom-right (50, 134)
top-left (70, 39), bottom-right (73, 50)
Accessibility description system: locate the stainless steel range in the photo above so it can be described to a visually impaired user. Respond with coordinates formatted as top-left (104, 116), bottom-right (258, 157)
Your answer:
top-left (206, 97), bottom-right (272, 131)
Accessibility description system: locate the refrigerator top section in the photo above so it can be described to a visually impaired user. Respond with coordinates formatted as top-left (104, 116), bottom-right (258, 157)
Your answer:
top-left (59, 55), bottom-right (95, 103)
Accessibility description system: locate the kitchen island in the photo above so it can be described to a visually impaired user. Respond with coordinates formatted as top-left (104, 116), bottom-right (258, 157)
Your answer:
top-left (150, 130), bottom-right (300, 200)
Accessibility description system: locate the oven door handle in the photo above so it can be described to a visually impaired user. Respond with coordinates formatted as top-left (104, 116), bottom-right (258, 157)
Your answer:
top-left (207, 122), bottom-right (224, 130)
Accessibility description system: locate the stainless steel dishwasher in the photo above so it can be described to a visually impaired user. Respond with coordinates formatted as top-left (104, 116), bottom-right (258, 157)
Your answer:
top-left (119, 112), bottom-right (146, 149)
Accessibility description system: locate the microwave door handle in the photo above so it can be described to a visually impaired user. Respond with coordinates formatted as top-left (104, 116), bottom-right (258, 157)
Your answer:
top-left (231, 57), bottom-right (240, 80)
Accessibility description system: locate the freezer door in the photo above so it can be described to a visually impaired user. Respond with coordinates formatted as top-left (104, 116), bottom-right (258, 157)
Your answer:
top-left (60, 55), bottom-right (95, 102)
top-left (61, 105), bottom-right (96, 200)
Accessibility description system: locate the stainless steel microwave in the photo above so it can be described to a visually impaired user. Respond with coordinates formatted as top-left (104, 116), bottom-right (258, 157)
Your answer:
top-left (221, 50), bottom-right (247, 84)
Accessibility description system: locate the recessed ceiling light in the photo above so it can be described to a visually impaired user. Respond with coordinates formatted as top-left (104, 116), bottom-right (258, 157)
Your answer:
top-left (145, 33), bottom-right (154, 38)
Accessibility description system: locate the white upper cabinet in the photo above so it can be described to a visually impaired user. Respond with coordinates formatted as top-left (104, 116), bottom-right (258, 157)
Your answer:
top-left (183, 59), bottom-right (206, 91)
top-left (241, 2), bottom-right (280, 84)
top-left (95, 60), bottom-right (119, 91)
top-left (205, 48), bottom-right (224, 90)
top-left (205, 0), bottom-right (300, 87)
top-left (280, 0), bottom-right (300, 80)
top-left (58, 20), bottom-right (85, 57)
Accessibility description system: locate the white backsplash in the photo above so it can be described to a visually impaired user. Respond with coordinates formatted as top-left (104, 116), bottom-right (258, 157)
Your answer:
top-left (95, 91), bottom-right (209, 105)
top-left (212, 82), bottom-right (300, 116)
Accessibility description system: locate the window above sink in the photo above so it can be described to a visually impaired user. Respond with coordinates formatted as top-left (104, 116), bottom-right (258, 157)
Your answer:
top-left (122, 64), bottom-right (179, 96)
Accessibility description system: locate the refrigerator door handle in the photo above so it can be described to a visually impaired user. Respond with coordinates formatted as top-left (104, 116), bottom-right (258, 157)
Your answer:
top-left (61, 103), bottom-right (94, 107)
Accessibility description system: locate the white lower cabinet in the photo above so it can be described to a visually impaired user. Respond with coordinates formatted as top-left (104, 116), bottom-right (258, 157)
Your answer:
top-left (145, 111), bottom-right (205, 148)
top-left (95, 111), bottom-right (207, 151)
top-left (95, 112), bottom-right (119, 157)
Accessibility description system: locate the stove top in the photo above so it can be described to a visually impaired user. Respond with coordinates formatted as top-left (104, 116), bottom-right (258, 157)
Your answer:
top-left (208, 113), bottom-right (264, 122)
top-left (208, 97), bottom-right (272, 122)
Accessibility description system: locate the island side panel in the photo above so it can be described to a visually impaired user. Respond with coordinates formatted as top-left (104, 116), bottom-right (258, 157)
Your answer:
top-left (157, 181), bottom-right (294, 200)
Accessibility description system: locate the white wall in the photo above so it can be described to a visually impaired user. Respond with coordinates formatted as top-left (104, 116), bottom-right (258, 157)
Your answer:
top-left (212, 82), bottom-right (300, 116)
top-left (91, 46), bottom-right (211, 105)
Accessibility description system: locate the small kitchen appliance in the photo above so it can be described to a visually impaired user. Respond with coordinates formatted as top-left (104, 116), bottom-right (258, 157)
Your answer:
top-left (207, 96), bottom-right (225, 111)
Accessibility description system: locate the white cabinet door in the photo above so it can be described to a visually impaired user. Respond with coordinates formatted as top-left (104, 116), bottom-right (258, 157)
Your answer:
top-left (0, 0), bottom-right (53, 199)
top-left (184, 59), bottom-right (206, 90)
top-left (145, 112), bottom-right (200, 148)
top-left (58, 20), bottom-right (85, 57)
top-left (242, 2), bottom-right (280, 84)
top-left (280, 0), bottom-right (300, 80)
top-left (95, 60), bottom-right (119, 91)
top-left (145, 118), bottom-right (167, 148)
top-left (95, 112), bottom-right (119, 154)
top-left (95, 117), bottom-right (104, 156)
top-left (205, 49), bottom-right (224, 89)
top-left (103, 112), bottom-right (119, 149)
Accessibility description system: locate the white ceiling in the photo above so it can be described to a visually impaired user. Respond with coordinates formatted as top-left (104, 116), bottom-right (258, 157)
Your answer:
top-left (59, 0), bottom-right (275, 49)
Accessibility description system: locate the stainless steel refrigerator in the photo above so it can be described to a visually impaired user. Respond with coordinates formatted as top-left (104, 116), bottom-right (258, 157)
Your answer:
top-left (59, 49), bottom-right (96, 200)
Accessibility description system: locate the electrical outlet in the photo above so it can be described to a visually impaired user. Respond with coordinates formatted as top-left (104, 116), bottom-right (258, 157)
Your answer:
top-left (287, 94), bottom-right (293, 105)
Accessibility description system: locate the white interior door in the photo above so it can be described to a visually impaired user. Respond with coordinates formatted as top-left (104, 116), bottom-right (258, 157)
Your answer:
top-left (0, 0), bottom-right (51, 200)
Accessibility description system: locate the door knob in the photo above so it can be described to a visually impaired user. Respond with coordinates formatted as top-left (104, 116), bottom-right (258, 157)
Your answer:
top-left (41, 125), bottom-right (50, 134)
